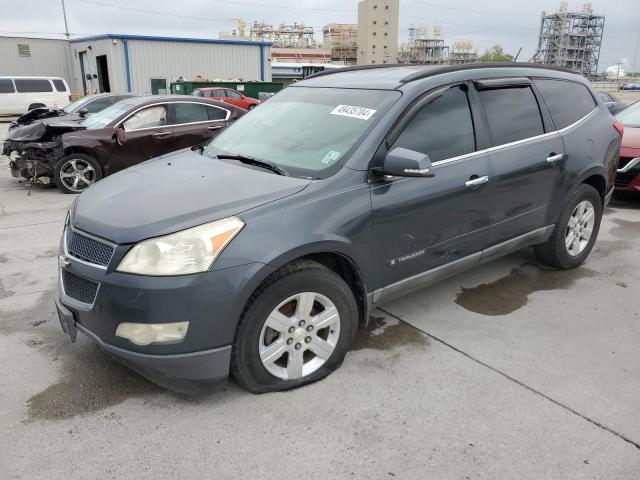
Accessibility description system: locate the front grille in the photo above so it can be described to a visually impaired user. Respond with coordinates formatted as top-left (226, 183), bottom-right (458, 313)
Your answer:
top-left (62, 270), bottom-right (99, 305)
top-left (65, 227), bottom-right (114, 267)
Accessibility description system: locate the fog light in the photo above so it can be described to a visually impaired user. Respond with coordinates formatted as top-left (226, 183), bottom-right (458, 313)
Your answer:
top-left (115, 321), bottom-right (189, 346)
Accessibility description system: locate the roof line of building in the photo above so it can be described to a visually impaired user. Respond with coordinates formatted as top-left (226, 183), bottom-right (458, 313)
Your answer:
top-left (69, 33), bottom-right (272, 47)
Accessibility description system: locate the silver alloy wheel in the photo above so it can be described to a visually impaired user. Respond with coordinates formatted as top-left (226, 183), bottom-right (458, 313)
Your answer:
top-left (258, 291), bottom-right (340, 380)
top-left (565, 200), bottom-right (595, 256)
top-left (59, 158), bottom-right (96, 192)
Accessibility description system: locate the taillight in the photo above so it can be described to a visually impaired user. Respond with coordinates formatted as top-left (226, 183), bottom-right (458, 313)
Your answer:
top-left (613, 121), bottom-right (624, 137)
top-left (68, 95), bottom-right (72, 102)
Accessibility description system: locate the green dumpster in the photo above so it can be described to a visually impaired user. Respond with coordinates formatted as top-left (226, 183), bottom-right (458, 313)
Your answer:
top-left (171, 81), bottom-right (283, 100)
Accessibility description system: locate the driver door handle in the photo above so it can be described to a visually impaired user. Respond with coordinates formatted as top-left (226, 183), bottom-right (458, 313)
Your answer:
top-left (207, 125), bottom-right (224, 131)
top-left (465, 175), bottom-right (489, 189)
top-left (546, 153), bottom-right (564, 163)
top-left (152, 132), bottom-right (171, 139)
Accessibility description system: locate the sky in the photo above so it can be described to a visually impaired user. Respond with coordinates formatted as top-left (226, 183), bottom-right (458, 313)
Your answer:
top-left (0, 0), bottom-right (638, 72)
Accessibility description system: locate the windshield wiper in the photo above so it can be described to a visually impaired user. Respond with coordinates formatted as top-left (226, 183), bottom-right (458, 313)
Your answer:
top-left (216, 154), bottom-right (289, 176)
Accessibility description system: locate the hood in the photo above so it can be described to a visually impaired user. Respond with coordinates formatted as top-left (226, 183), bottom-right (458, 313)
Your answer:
top-left (14, 107), bottom-right (64, 126)
top-left (621, 126), bottom-right (640, 154)
top-left (72, 149), bottom-right (312, 244)
top-left (7, 119), bottom-right (85, 142)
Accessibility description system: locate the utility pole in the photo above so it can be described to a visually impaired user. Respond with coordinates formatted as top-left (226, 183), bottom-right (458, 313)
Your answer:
top-left (61, 0), bottom-right (70, 39)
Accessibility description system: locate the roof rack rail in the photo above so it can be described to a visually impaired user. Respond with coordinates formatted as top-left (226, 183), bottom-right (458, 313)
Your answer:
top-left (304, 63), bottom-right (415, 80)
top-left (399, 62), bottom-right (574, 83)
top-left (303, 62), bottom-right (575, 83)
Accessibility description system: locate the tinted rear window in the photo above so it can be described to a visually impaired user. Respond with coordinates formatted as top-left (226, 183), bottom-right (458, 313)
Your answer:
top-left (0, 79), bottom-right (15, 93)
top-left (479, 86), bottom-right (544, 146)
top-left (53, 79), bottom-right (67, 92)
top-left (14, 79), bottom-right (53, 93)
top-left (533, 79), bottom-right (596, 129)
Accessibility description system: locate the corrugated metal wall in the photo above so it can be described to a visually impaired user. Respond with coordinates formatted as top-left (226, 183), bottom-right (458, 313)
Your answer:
top-left (68, 36), bottom-right (271, 95)
top-left (0, 37), bottom-right (73, 84)
top-left (126, 39), bottom-right (270, 94)
top-left (69, 39), bottom-right (127, 94)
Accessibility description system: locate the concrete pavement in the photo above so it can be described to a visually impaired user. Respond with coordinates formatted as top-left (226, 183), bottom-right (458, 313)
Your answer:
top-left (0, 123), bottom-right (638, 479)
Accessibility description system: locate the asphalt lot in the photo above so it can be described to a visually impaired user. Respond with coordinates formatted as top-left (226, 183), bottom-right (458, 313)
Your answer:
top-left (0, 121), bottom-right (639, 479)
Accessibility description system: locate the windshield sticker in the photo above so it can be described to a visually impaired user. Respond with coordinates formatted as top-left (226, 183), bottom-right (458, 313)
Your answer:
top-left (321, 150), bottom-right (342, 165)
top-left (330, 105), bottom-right (377, 120)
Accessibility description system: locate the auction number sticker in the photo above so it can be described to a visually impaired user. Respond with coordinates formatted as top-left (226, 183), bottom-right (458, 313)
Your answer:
top-left (330, 105), bottom-right (377, 120)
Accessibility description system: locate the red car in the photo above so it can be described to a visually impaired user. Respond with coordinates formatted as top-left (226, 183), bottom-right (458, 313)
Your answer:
top-left (615, 101), bottom-right (640, 192)
top-left (191, 87), bottom-right (261, 110)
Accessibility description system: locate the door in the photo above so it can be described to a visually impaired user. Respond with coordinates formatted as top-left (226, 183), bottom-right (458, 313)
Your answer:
top-left (169, 101), bottom-right (230, 150)
top-left (371, 84), bottom-right (493, 292)
top-left (109, 104), bottom-right (172, 173)
top-left (96, 55), bottom-right (110, 93)
top-left (475, 81), bottom-right (565, 241)
top-left (223, 89), bottom-right (246, 108)
top-left (0, 78), bottom-right (17, 115)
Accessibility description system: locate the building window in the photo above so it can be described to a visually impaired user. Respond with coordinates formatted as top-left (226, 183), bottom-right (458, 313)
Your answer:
top-left (384, 32), bottom-right (388, 36)
top-left (385, 5), bottom-right (389, 9)
top-left (384, 45), bottom-right (388, 49)
top-left (373, 4), bottom-right (377, 8)
top-left (372, 60), bottom-right (376, 63)
top-left (383, 60), bottom-right (387, 64)
top-left (372, 45), bottom-right (376, 48)
top-left (373, 32), bottom-right (376, 36)
top-left (17, 44), bottom-right (30, 57)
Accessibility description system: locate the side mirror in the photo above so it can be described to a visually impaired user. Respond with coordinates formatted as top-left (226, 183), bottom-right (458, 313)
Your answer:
top-left (78, 107), bottom-right (89, 118)
top-left (114, 127), bottom-right (127, 145)
top-left (374, 147), bottom-right (435, 178)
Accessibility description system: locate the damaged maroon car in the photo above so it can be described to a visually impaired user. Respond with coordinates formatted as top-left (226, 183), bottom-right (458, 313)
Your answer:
top-left (3, 95), bottom-right (246, 193)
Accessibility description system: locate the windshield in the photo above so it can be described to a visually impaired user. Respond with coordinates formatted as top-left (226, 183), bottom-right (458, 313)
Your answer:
top-left (81, 101), bottom-right (137, 130)
top-left (205, 86), bottom-right (401, 178)
top-left (616, 101), bottom-right (640, 128)
top-left (62, 96), bottom-right (94, 113)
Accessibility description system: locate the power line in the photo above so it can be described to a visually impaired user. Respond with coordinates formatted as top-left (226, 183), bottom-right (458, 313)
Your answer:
top-left (207, 0), bottom-right (352, 12)
top-left (410, 0), bottom-right (540, 17)
top-left (74, 0), bottom-right (230, 23)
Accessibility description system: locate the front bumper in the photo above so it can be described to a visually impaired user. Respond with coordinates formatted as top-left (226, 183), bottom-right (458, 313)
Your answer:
top-left (56, 225), bottom-right (273, 388)
top-left (614, 157), bottom-right (640, 192)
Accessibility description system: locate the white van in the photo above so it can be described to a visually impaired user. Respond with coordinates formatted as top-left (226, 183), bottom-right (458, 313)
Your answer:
top-left (0, 76), bottom-right (71, 115)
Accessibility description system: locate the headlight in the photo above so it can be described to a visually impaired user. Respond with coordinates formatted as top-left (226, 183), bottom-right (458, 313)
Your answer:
top-left (117, 217), bottom-right (244, 275)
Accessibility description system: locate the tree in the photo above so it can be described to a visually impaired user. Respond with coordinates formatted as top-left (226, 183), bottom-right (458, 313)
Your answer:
top-left (478, 45), bottom-right (514, 63)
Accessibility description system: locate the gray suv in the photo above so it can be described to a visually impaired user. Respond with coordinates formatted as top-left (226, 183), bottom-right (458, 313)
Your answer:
top-left (55, 63), bottom-right (621, 393)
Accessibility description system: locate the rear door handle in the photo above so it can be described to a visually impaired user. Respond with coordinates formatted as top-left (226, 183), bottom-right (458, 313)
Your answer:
top-left (152, 132), bottom-right (171, 138)
top-left (207, 125), bottom-right (224, 131)
top-left (546, 153), bottom-right (564, 163)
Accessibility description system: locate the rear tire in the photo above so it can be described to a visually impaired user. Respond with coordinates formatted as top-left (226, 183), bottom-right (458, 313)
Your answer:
top-left (53, 153), bottom-right (102, 194)
top-left (535, 184), bottom-right (602, 269)
top-left (231, 260), bottom-right (358, 393)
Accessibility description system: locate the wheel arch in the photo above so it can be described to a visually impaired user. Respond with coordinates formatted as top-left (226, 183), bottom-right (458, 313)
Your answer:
top-left (61, 148), bottom-right (104, 175)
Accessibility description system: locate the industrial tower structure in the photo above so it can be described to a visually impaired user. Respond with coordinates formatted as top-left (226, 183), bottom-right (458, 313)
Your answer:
top-left (323, 24), bottom-right (358, 66)
top-left (532, 2), bottom-right (604, 77)
top-left (357, 0), bottom-right (400, 65)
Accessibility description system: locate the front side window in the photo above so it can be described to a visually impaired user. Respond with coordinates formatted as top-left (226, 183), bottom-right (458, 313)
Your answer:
top-left (0, 79), bottom-right (15, 94)
top-left (479, 86), bottom-right (544, 146)
top-left (206, 86), bottom-right (401, 179)
top-left (393, 85), bottom-right (475, 162)
top-left (211, 90), bottom-right (226, 98)
top-left (81, 99), bottom-right (140, 129)
top-left (53, 79), bottom-right (67, 92)
top-left (14, 78), bottom-right (53, 93)
top-left (533, 79), bottom-right (596, 129)
top-left (123, 105), bottom-right (167, 130)
top-left (85, 96), bottom-right (114, 113)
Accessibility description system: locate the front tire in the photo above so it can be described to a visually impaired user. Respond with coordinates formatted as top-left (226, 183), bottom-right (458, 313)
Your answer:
top-left (53, 153), bottom-right (102, 194)
top-left (535, 184), bottom-right (602, 269)
top-left (231, 260), bottom-right (358, 393)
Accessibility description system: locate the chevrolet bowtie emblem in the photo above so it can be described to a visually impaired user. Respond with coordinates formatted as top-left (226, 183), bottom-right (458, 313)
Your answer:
top-left (58, 255), bottom-right (70, 268)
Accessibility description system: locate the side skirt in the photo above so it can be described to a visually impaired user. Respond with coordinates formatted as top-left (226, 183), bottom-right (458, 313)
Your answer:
top-left (371, 225), bottom-right (554, 305)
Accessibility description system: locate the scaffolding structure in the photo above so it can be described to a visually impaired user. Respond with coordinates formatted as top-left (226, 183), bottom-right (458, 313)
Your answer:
top-left (532, 2), bottom-right (605, 77)
top-left (399, 26), bottom-right (476, 65)
top-left (323, 24), bottom-right (358, 66)
top-left (249, 21), bottom-right (318, 49)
